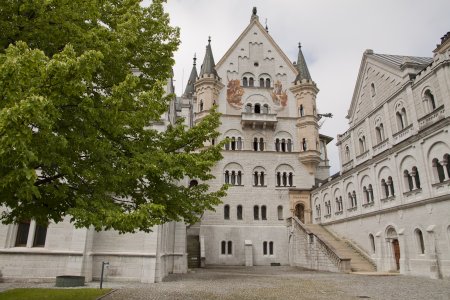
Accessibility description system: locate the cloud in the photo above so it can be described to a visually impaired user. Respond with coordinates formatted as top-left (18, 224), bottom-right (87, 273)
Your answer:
top-left (163, 0), bottom-right (450, 174)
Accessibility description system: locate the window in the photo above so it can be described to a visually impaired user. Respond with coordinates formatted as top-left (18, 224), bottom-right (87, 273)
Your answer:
top-left (404, 167), bottom-right (420, 191)
top-left (287, 139), bottom-right (292, 152)
top-left (237, 205), bottom-right (243, 220)
top-left (269, 241), bottom-right (274, 255)
top-left (245, 103), bottom-right (252, 113)
top-left (388, 176), bottom-right (395, 196)
top-left (225, 171), bottom-right (230, 184)
top-left (259, 138), bottom-right (264, 151)
top-left (299, 105), bottom-right (304, 117)
top-left (189, 180), bottom-right (198, 187)
top-left (412, 167), bottom-right (420, 189)
top-left (281, 139), bottom-right (286, 152)
top-left (227, 241), bottom-right (232, 254)
top-left (254, 171), bottom-right (265, 186)
top-left (254, 205), bottom-right (259, 220)
top-left (432, 158), bottom-right (445, 183)
top-left (15, 220), bottom-right (47, 248)
top-left (254, 103), bottom-right (261, 114)
top-left (199, 100), bottom-right (204, 112)
top-left (363, 186), bottom-right (369, 203)
top-left (260, 78), bottom-right (264, 87)
top-left (424, 89), bottom-right (436, 112)
top-left (288, 173), bottom-right (293, 187)
top-left (396, 108), bottom-right (408, 131)
top-left (262, 104), bottom-right (269, 114)
top-left (237, 171), bottom-right (242, 185)
top-left (263, 241), bottom-right (274, 255)
top-left (277, 205), bottom-right (283, 220)
top-left (243, 77), bottom-right (248, 87)
top-left (261, 205), bottom-right (267, 220)
top-left (249, 77), bottom-right (254, 87)
top-left (275, 139), bottom-right (280, 152)
top-left (265, 78), bottom-right (271, 88)
top-left (302, 138), bottom-right (307, 151)
top-left (352, 191), bottom-right (357, 208)
top-left (231, 137), bottom-right (236, 150)
top-left (237, 137), bottom-right (242, 150)
top-left (221, 241), bottom-right (226, 254)
top-left (368, 184), bottom-right (374, 202)
top-left (375, 124), bottom-right (385, 144)
top-left (263, 241), bottom-right (267, 255)
top-left (359, 136), bottom-right (367, 153)
top-left (345, 146), bottom-right (350, 161)
top-left (371, 83), bottom-right (376, 97)
top-left (224, 205), bottom-right (230, 220)
top-left (260, 172), bottom-right (265, 186)
top-left (415, 229), bottom-right (425, 254)
top-left (221, 241), bottom-right (233, 255)
top-left (276, 172), bottom-right (281, 186)
top-left (369, 234), bottom-right (376, 253)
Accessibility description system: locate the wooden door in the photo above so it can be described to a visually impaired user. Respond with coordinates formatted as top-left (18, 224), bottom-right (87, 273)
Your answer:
top-left (187, 235), bottom-right (200, 268)
top-left (392, 239), bottom-right (400, 270)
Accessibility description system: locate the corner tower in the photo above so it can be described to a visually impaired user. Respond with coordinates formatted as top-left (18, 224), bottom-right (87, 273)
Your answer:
top-left (194, 38), bottom-right (224, 123)
top-left (289, 43), bottom-right (321, 174)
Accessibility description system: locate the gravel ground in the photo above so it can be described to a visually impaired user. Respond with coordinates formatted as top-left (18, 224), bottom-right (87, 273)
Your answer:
top-left (1, 266), bottom-right (449, 300)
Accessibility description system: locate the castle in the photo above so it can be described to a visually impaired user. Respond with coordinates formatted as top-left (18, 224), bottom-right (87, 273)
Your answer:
top-left (0, 8), bottom-right (449, 282)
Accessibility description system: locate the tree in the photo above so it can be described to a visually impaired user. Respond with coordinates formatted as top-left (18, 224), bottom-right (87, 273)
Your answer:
top-left (0, 0), bottom-right (227, 233)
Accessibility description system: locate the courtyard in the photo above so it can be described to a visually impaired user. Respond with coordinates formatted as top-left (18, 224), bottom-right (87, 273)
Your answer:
top-left (102, 266), bottom-right (450, 300)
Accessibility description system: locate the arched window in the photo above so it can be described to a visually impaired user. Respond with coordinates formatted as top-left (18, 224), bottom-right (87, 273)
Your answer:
top-left (231, 171), bottom-right (236, 185)
top-left (243, 77), bottom-right (248, 87)
top-left (339, 196), bottom-right (343, 211)
top-left (265, 78), bottom-right (271, 88)
top-left (345, 146), bottom-right (350, 161)
top-left (227, 241), bottom-right (232, 254)
top-left (276, 172), bottom-right (281, 186)
top-left (260, 172), bottom-right (265, 186)
top-left (225, 171), bottom-right (230, 184)
top-left (445, 154), bottom-right (450, 179)
top-left (224, 205), bottom-right (230, 220)
top-left (375, 126), bottom-right (383, 143)
top-left (231, 137), bottom-right (236, 150)
top-left (237, 171), bottom-right (242, 185)
top-left (259, 78), bottom-right (264, 87)
top-left (262, 104), bottom-right (269, 114)
top-left (396, 111), bottom-right (404, 130)
top-left (254, 172), bottom-right (259, 186)
top-left (415, 229), bottom-right (425, 254)
top-left (259, 138), bottom-right (264, 151)
top-left (237, 137), bottom-right (242, 150)
top-left (299, 105), bottom-right (304, 116)
top-left (432, 158), bottom-right (445, 183)
top-left (277, 205), bottom-right (283, 220)
top-left (348, 192), bottom-right (353, 207)
top-left (225, 137), bottom-right (230, 150)
top-left (424, 90), bottom-right (436, 112)
top-left (288, 173), bottom-right (293, 187)
top-left (404, 170), bottom-right (413, 191)
top-left (281, 139), bottom-right (286, 152)
top-left (275, 139), bottom-right (280, 152)
top-left (381, 179), bottom-right (388, 198)
top-left (412, 166), bottom-right (420, 189)
top-left (221, 241), bottom-right (226, 254)
top-left (261, 205), bottom-right (267, 220)
top-left (368, 184), bottom-right (374, 202)
top-left (199, 100), bottom-right (204, 112)
top-left (237, 205), bottom-right (243, 220)
top-left (371, 83), bottom-right (376, 97)
top-left (388, 176), bottom-right (395, 196)
top-left (302, 138), bottom-right (307, 151)
top-left (249, 77), bottom-right (254, 87)
top-left (269, 241), bottom-right (274, 255)
top-left (253, 205), bottom-right (259, 220)
top-left (263, 241), bottom-right (267, 255)
top-left (245, 103), bottom-right (252, 113)
top-left (369, 234), bottom-right (375, 253)
top-left (363, 186), bottom-right (369, 203)
top-left (254, 103), bottom-right (261, 114)
top-left (359, 136), bottom-right (366, 153)
top-left (352, 191), bottom-right (357, 207)
top-left (253, 138), bottom-right (258, 151)
top-left (282, 172), bottom-right (287, 186)
top-left (287, 139), bottom-right (292, 152)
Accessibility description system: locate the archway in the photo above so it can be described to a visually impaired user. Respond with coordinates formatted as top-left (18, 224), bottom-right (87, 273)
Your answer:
top-left (386, 227), bottom-right (400, 271)
top-left (295, 203), bottom-right (305, 223)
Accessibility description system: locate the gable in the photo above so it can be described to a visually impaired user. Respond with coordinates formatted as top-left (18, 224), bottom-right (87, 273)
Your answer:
top-left (215, 19), bottom-right (297, 83)
top-left (347, 53), bottom-right (404, 124)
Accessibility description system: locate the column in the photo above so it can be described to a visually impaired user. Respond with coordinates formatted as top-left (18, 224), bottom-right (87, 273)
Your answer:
top-left (441, 161), bottom-right (450, 181)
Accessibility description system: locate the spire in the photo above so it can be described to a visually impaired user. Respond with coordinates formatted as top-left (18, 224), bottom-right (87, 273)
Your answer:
top-left (294, 42), bottom-right (312, 83)
top-left (183, 54), bottom-right (198, 98)
top-left (199, 37), bottom-right (219, 78)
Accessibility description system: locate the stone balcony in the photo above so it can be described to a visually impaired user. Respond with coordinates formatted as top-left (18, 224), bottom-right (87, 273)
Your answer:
top-left (336, 130), bottom-right (351, 145)
top-left (241, 112), bottom-right (277, 129)
top-left (418, 105), bottom-right (445, 131)
top-left (356, 150), bottom-right (370, 165)
top-left (392, 124), bottom-right (414, 145)
top-left (372, 138), bottom-right (390, 157)
top-left (342, 159), bottom-right (354, 173)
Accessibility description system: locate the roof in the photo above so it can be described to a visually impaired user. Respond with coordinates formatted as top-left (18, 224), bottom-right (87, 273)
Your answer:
top-left (199, 37), bottom-right (219, 78)
top-left (294, 43), bottom-right (312, 82)
top-left (183, 56), bottom-right (198, 98)
top-left (371, 53), bottom-right (432, 68)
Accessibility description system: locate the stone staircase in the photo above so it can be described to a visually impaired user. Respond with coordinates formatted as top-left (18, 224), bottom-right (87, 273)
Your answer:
top-left (304, 224), bottom-right (376, 272)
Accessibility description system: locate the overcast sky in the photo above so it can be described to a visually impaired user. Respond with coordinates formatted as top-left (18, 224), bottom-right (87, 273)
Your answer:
top-left (162, 0), bottom-right (450, 174)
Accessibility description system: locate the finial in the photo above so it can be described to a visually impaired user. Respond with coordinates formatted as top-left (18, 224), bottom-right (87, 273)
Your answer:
top-left (193, 53), bottom-right (196, 66)
top-left (208, 36), bottom-right (211, 44)
top-left (252, 7), bottom-right (257, 16)
top-left (298, 42), bottom-right (302, 49)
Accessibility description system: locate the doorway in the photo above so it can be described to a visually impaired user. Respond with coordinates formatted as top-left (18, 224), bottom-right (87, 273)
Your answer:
top-left (295, 203), bottom-right (305, 223)
top-left (187, 235), bottom-right (201, 268)
top-left (392, 239), bottom-right (400, 271)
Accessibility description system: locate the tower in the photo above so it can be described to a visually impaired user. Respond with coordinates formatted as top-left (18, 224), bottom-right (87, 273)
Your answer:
top-left (289, 43), bottom-right (321, 174)
top-left (194, 38), bottom-right (224, 123)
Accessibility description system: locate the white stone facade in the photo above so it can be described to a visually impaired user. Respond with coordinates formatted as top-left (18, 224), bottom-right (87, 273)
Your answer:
top-left (311, 34), bottom-right (450, 279)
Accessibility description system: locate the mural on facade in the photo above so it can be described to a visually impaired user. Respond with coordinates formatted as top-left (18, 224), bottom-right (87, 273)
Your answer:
top-left (271, 80), bottom-right (288, 108)
top-left (227, 79), bottom-right (245, 109)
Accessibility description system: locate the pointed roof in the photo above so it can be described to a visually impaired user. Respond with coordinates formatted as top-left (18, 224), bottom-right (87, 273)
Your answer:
top-left (183, 55), bottom-right (198, 98)
top-left (294, 43), bottom-right (312, 83)
top-left (199, 37), bottom-right (219, 78)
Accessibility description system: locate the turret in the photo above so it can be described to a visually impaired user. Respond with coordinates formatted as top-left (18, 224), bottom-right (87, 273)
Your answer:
top-left (289, 43), bottom-right (321, 174)
top-left (194, 37), bottom-right (224, 123)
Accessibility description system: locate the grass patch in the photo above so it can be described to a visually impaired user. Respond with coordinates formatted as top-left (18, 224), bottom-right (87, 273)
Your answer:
top-left (0, 288), bottom-right (112, 300)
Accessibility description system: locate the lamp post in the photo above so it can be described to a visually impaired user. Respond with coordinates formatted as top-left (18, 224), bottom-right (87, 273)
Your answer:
top-left (100, 261), bottom-right (109, 289)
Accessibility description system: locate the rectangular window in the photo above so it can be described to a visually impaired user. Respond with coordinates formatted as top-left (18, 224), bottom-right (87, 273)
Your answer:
top-left (15, 221), bottom-right (30, 247)
top-left (33, 224), bottom-right (48, 247)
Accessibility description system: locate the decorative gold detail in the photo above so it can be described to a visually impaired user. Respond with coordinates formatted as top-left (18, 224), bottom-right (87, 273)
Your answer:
top-left (226, 79), bottom-right (244, 109)
top-left (271, 80), bottom-right (288, 107)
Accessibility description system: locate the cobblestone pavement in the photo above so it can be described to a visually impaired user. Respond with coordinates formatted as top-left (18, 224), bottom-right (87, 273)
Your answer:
top-left (1, 266), bottom-right (449, 300)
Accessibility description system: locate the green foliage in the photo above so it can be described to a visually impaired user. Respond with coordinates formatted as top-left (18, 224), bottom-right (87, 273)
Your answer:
top-left (0, 0), bottom-right (226, 232)
top-left (0, 288), bottom-right (112, 300)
